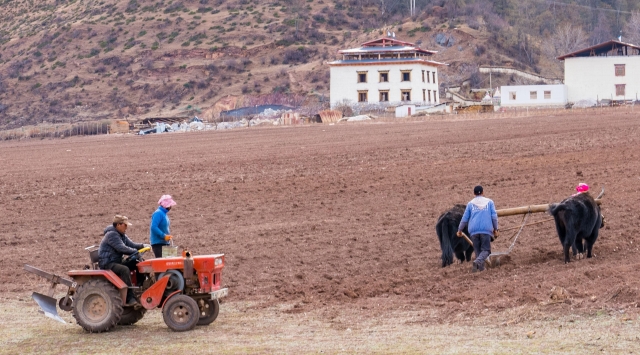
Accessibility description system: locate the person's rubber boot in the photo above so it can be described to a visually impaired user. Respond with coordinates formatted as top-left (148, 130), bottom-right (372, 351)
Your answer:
top-left (471, 262), bottom-right (479, 273)
top-left (126, 297), bottom-right (139, 306)
top-left (477, 262), bottom-right (486, 272)
top-left (125, 291), bottom-right (139, 306)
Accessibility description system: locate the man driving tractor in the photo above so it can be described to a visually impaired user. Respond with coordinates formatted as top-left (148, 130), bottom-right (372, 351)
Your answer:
top-left (98, 215), bottom-right (149, 305)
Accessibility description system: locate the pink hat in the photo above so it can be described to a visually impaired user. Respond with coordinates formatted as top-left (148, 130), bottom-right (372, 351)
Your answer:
top-left (158, 195), bottom-right (177, 208)
top-left (575, 183), bottom-right (589, 193)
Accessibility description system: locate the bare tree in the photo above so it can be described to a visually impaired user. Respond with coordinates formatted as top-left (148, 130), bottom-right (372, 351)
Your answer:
top-left (590, 12), bottom-right (613, 45)
top-left (547, 24), bottom-right (588, 58)
top-left (624, 11), bottom-right (640, 45)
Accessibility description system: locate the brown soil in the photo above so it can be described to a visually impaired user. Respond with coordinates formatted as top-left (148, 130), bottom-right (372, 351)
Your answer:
top-left (3, 107), bottom-right (640, 323)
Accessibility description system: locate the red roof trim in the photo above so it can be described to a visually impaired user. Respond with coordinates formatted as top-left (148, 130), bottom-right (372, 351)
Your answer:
top-left (337, 47), bottom-right (437, 55)
top-left (327, 59), bottom-right (446, 67)
top-left (360, 37), bottom-right (416, 48)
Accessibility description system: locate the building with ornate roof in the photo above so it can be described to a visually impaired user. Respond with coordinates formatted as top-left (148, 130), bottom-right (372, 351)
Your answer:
top-left (327, 36), bottom-right (446, 108)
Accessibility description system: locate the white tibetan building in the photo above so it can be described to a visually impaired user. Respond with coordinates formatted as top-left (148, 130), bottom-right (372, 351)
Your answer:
top-left (327, 37), bottom-right (446, 108)
top-left (558, 40), bottom-right (640, 103)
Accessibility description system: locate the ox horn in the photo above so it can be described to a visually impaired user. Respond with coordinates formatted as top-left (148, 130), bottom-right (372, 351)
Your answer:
top-left (595, 187), bottom-right (605, 200)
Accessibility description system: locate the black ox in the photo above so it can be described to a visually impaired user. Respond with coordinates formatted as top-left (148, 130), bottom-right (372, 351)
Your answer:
top-left (549, 192), bottom-right (604, 263)
top-left (436, 204), bottom-right (473, 267)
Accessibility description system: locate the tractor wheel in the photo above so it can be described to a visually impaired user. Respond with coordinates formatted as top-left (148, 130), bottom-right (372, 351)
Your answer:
top-left (197, 299), bottom-right (220, 326)
top-left (162, 295), bottom-right (199, 332)
top-left (117, 307), bottom-right (146, 326)
top-left (72, 279), bottom-right (123, 333)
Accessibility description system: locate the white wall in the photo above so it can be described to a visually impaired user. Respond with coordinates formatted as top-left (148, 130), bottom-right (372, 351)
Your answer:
top-left (499, 84), bottom-right (567, 107)
top-left (329, 62), bottom-right (439, 107)
top-left (395, 105), bottom-right (416, 117)
top-left (565, 56), bottom-right (640, 102)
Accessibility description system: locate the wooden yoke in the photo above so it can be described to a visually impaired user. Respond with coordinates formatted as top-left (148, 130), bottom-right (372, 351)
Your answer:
top-left (497, 199), bottom-right (602, 217)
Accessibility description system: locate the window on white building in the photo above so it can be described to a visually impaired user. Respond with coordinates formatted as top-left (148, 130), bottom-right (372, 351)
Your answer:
top-left (379, 91), bottom-right (389, 102)
top-left (432, 71), bottom-right (436, 84)
top-left (422, 70), bottom-right (425, 82)
top-left (379, 71), bottom-right (389, 82)
top-left (401, 90), bottom-right (411, 101)
top-left (616, 84), bottom-right (626, 96)
top-left (401, 70), bottom-right (411, 82)
top-left (510, 92), bottom-right (516, 100)
top-left (530, 91), bottom-right (537, 100)
top-left (358, 91), bottom-right (368, 102)
top-left (615, 64), bottom-right (625, 76)
top-left (544, 91), bottom-right (551, 99)
top-left (357, 72), bottom-right (367, 83)
top-left (428, 90), bottom-right (431, 102)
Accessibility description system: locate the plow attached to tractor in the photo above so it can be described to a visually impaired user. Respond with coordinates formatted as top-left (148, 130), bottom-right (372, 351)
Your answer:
top-left (24, 246), bottom-right (228, 332)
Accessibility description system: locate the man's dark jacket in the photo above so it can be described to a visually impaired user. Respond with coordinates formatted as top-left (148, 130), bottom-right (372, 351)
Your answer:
top-left (98, 225), bottom-right (144, 269)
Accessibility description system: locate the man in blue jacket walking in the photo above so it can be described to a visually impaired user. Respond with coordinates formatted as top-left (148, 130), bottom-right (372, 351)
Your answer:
top-left (150, 195), bottom-right (176, 257)
top-left (457, 186), bottom-right (499, 272)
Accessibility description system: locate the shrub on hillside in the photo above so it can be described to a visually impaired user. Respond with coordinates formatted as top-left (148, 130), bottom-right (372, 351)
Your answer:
top-left (147, 83), bottom-right (187, 104)
top-left (205, 63), bottom-right (218, 74)
top-left (164, 2), bottom-right (184, 13)
top-left (126, 0), bottom-right (139, 13)
top-left (282, 46), bottom-right (317, 64)
top-left (224, 59), bottom-right (243, 73)
top-left (7, 59), bottom-right (32, 79)
top-left (196, 80), bottom-right (210, 89)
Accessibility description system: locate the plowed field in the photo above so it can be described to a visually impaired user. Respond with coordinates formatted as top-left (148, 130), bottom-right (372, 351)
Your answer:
top-left (2, 107), bottom-right (640, 326)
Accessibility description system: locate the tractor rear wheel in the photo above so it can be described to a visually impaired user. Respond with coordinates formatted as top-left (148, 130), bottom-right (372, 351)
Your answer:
top-left (197, 299), bottom-right (220, 326)
top-left (118, 307), bottom-right (146, 325)
top-left (72, 279), bottom-right (123, 333)
top-left (162, 295), bottom-right (199, 332)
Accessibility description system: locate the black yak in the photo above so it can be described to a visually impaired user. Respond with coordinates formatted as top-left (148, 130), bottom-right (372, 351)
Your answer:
top-left (549, 192), bottom-right (604, 263)
top-left (436, 204), bottom-right (473, 267)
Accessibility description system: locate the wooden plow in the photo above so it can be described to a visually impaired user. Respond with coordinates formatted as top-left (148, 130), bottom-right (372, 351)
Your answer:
top-left (461, 188), bottom-right (604, 267)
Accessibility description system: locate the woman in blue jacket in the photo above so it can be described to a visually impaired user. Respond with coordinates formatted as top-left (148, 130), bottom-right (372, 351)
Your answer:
top-left (150, 195), bottom-right (176, 257)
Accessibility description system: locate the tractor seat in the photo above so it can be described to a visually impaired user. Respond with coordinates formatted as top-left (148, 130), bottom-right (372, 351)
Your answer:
top-left (85, 245), bottom-right (100, 270)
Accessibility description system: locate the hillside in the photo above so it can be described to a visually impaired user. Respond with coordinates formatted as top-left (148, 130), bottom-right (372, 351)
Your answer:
top-left (0, 0), bottom-right (638, 129)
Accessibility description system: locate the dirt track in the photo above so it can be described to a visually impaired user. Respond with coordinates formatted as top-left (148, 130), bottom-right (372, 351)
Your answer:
top-left (2, 108), bottom-right (640, 323)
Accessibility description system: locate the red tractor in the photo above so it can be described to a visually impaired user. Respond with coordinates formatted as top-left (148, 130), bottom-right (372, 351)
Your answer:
top-left (24, 246), bottom-right (228, 332)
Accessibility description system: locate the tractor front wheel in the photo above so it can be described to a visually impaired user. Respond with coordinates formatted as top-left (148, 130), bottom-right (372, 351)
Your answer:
top-left (162, 295), bottom-right (199, 332)
top-left (72, 279), bottom-right (123, 333)
top-left (197, 299), bottom-right (220, 326)
top-left (118, 307), bottom-right (146, 326)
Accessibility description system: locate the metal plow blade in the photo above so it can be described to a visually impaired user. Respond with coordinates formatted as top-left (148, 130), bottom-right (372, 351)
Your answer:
top-left (31, 292), bottom-right (67, 324)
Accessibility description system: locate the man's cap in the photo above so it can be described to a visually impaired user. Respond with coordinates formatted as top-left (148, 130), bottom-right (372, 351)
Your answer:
top-left (473, 185), bottom-right (483, 195)
top-left (113, 215), bottom-right (132, 226)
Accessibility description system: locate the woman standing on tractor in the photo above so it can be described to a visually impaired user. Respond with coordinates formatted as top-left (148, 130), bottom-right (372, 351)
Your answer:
top-left (150, 195), bottom-right (176, 257)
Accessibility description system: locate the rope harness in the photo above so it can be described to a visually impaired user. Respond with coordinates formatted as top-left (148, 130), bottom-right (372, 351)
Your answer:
top-left (491, 208), bottom-right (533, 257)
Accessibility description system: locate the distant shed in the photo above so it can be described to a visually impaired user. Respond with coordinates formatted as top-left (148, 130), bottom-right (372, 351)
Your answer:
top-left (109, 120), bottom-right (131, 134)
